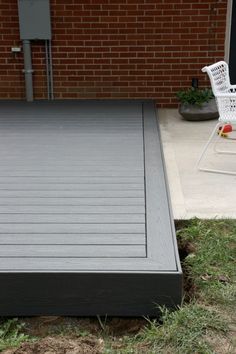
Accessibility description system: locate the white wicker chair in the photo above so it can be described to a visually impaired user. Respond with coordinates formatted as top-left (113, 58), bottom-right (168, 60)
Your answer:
top-left (196, 61), bottom-right (236, 175)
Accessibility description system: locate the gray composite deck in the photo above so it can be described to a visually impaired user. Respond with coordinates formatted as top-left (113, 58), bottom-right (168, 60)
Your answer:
top-left (0, 100), bottom-right (182, 316)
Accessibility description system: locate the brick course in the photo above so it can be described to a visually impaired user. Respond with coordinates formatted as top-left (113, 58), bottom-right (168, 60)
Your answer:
top-left (0, 0), bottom-right (227, 107)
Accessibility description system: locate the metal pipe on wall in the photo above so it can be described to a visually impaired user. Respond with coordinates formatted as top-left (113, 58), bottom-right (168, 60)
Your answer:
top-left (22, 40), bottom-right (34, 102)
top-left (49, 40), bottom-right (54, 100)
top-left (45, 40), bottom-right (54, 100)
top-left (45, 40), bottom-right (50, 100)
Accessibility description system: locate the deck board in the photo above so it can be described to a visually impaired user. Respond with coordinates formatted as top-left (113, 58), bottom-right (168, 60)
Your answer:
top-left (0, 100), bottom-right (182, 316)
top-left (0, 234), bottom-right (146, 245)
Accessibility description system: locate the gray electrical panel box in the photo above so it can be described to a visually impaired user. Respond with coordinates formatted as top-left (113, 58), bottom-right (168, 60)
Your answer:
top-left (18, 0), bottom-right (51, 40)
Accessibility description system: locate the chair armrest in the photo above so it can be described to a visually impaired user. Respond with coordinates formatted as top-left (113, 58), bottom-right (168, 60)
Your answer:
top-left (229, 85), bottom-right (236, 92)
top-left (216, 92), bottom-right (236, 97)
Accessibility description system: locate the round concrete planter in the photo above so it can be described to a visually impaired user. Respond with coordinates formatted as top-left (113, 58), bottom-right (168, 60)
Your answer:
top-left (179, 98), bottom-right (219, 121)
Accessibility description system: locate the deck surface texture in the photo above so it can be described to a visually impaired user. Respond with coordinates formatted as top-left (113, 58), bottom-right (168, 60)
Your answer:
top-left (0, 100), bottom-right (181, 315)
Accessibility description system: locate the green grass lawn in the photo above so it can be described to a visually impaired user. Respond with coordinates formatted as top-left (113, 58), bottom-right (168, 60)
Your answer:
top-left (0, 219), bottom-right (235, 354)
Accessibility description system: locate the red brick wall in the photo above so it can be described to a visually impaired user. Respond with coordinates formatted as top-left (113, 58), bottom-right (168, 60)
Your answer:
top-left (0, 0), bottom-right (227, 107)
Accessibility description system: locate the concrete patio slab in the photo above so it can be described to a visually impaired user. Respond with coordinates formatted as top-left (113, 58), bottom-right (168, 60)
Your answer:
top-left (159, 109), bottom-right (236, 219)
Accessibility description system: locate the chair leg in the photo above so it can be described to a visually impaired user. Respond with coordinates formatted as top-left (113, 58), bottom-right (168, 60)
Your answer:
top-left (214, 123), bottom-right (236, 155)
top-left (196, 122), bottom-right (220, 169)
top-left (198, 166), bottom-right (236, 176)
top-left (196, 122), bottom-right (236, 175)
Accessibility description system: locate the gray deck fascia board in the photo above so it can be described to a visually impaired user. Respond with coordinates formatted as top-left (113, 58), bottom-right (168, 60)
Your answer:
top-left (0, 272), bottom-right (182, 316)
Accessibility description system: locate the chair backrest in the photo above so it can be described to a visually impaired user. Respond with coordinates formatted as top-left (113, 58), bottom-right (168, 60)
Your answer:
top-left (202, 61), bottom-right (231, 96)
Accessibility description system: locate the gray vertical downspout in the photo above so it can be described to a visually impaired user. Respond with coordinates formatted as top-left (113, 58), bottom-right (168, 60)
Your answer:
top-left (22, 40), bottom-right (34, 102)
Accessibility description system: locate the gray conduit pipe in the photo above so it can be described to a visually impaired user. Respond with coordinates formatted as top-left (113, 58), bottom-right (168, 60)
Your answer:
top-left (22, 40), bottom-right (34, 102)
top-left (49, 40), bottom-right (54, 100)
top-left (45, 40), bottom-right (50, 100)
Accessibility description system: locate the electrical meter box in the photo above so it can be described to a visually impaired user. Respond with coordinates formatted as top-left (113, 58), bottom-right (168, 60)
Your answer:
top-left (18, 0), bottom-right (51, 40)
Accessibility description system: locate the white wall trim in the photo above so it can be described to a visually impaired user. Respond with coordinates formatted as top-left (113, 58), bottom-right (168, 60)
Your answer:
top-left (225, 0), bottom-right (233, 63)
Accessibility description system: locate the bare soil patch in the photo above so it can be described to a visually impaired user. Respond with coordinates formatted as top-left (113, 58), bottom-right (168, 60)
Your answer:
top-left (22, 316), bottom-right (147, 338)
top-left (2, 335), bottom-right (104, 354)
top-left (177, 239), bottom-right (196, 301)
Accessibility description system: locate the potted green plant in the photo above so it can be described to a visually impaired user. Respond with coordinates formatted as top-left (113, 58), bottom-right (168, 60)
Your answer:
top-left (176, 87), bottom-right (218, 121)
